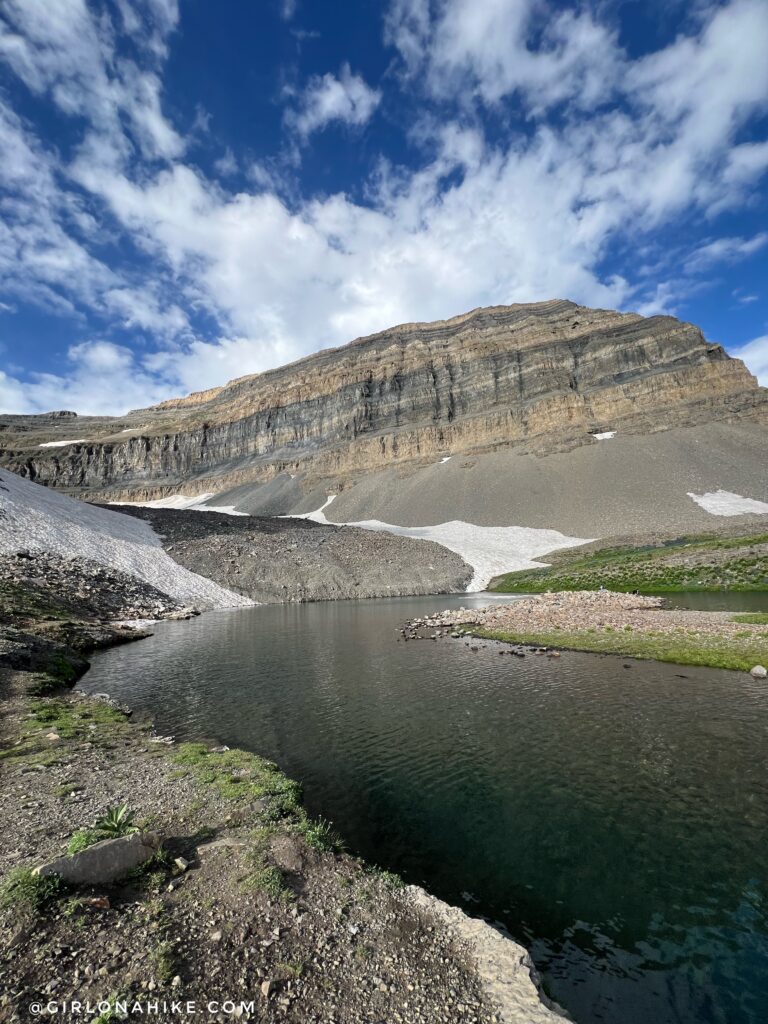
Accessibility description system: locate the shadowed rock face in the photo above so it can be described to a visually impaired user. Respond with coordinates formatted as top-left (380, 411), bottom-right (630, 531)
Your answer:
top-left (0, 300), bottom-right (765, 499)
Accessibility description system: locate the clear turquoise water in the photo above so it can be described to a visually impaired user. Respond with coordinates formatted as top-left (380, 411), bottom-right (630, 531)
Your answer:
top-left (80, 594), bottom-right (768, 1024)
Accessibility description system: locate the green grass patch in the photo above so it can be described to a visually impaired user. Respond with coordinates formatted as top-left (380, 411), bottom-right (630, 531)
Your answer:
top-left (0, 867), bottom-right (61, 912)
top-left (172, 743), bottom-right (303, 817)
top-left (300, 816), bottom-right (345, 852)
top-left (489, 533), bottom-right (768, 594)
top-left (242, 865), bottom-right (291, 901)
top-left (472, 626), bottom-right (768, 672)
top-left (732, 613), bottom-right (768, 625)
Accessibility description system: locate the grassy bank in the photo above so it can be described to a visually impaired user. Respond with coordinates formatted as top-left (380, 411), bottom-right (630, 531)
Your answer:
top-left (472, 624), bottom-right (768, 672)
top-left (489, 533), bottom-right (768, 594)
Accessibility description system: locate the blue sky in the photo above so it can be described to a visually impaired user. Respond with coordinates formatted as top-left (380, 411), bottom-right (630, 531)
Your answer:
top-left (0, 0), bottom-right (766, 414)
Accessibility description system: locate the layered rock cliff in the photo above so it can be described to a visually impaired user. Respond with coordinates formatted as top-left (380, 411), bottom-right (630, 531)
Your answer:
top-left (1, 300), bottom-right (765, 500)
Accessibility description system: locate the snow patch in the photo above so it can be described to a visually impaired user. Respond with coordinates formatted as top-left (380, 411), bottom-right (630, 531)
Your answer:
top-left (112, 493), bottom-right (248, 516)
top-left (285, 496), bottom-right (591, 591)
top-left (39, 438), bottom-right (89, 448)
top-left (591, 431), bottom-right (616, 440)
top-left (687, 489), bottom-right (768, 517)
top-left (439, 456), bottom-right (452, 464)
top-left (0, 470), bottom-right (251, 609)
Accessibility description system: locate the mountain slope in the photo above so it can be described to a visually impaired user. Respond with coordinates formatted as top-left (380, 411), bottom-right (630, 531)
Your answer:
top-left (1, 301), bottom-right (765, 506)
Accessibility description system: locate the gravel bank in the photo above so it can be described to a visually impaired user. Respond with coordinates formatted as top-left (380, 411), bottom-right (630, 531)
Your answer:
top-left (405, 591), bottom-right (768, 673)
top-left (114, 506), bottom-right (473, 602)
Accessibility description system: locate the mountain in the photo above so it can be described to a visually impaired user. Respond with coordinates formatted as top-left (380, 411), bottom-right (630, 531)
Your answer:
top-left (1, 300), bottom-right (766, 545)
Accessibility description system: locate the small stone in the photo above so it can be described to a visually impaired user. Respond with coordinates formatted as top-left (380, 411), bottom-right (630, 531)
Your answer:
top-left (85, 896), bottom-right (110, 910)
top-left (750, 665), bottom-right (767, 678)
top-left (171, 976), bottom-right (182, 988)
top-left (261, 980), bottom-right (272, 999)
top-left (174, 856), bottom-right (190, 872)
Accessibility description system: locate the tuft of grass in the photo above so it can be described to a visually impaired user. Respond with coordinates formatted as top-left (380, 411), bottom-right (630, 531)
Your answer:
top-left (276, 960), bottom-right (305, 979)
top-left (67, 829), bottom-right (99, 855)
top-left (242, 865), bottom-right (291, 901)
top-left (301, 817), bottom-right (345, 852)
top-left (732, 612), bottom-right (768, 625)
top-left (0, 867), bottom-right (61, 912)
top-left (150, 940), bottom-right (176, 984)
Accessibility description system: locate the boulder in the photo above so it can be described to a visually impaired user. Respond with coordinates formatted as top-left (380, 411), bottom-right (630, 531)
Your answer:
top-left (35, 832), bottom-right (161, 886)
top-left (749, 665), bottom-right (767, 679)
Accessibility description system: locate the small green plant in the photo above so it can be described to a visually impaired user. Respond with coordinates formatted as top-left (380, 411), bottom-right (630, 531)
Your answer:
top-left (276, 960), bottom-right (305, 979)
top-left (242, 866), bottom-right (291, 902)
top-left (67, 829), bottom-right (99, 855)
top-left (151, 940), bottom-right (176, 984)
top-left (302, 817), bottom-right (344, 852)
top-left (0, 867), bottom-right (61, 912)
top-left (732, 612), bottom-right (768, 625)
top-left (95, 804), bottom-right (139, 838)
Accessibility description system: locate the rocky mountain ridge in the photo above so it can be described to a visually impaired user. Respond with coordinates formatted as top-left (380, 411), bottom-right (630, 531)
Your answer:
top-left (0, 299), bottom-right (765, 501)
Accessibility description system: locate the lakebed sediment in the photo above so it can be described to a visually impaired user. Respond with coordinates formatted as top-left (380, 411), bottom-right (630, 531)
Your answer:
top-left (0, 567), bottom-right (563, 1023)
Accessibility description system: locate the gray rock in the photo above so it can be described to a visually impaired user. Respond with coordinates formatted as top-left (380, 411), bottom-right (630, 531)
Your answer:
top-left (750, 665), bottom-right (767, 678)
top-left (35, 832), bottom-right (161, 885)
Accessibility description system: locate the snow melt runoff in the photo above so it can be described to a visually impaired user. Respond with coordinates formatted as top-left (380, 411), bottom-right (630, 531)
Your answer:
top-left (0, 470), bottom-right (250, 609)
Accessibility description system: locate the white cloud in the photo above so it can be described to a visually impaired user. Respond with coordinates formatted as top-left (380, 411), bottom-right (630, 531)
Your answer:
top-left (733, 335), bottom-right (768, 386)
top-left (0, 338), bottom-right (177, 415)
top-left (685, 233), bottom-right (768, 272)
top-left (213, 148), bottom-right (238, 177)
top-left (0, 0), bottom-right (766, 417)
top-left (287, 63), bottom-right (381, 138)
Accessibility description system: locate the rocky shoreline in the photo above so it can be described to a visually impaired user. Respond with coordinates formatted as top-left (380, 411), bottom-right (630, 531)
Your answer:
top-left (402, 591), bottom-right (768, 674)
top-left (0, 561), bottom-right (564, 1023)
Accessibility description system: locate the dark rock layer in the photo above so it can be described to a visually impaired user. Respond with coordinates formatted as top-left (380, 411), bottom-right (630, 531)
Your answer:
top-left (1, 300), bottom-right (764, 500)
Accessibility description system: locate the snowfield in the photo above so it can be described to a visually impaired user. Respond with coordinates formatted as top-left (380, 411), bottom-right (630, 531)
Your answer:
top-left (288, 496), bottom-right (591, 591)
top-left (112, 493), bottom-right (249, 516)
top-left (0, 471), bottom-right (251, 609)
top-left (38, 438), bottom-right (89, 448)
top-left (687, 489), bottom-right (768, 517)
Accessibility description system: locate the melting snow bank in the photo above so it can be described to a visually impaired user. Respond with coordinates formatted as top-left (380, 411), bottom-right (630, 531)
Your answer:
top-left (112, 493), bottom-right (249, 516)
top-left (591, 430), bottom-right (616, 440)
top-left (0, 470), bottom-right (251, 609)
top-left (288, 496), bottom-right (591, 591)
top-left (688, 489), bottom-right (768, 516)
top-left (407, 887), bottom-right (567, 1022)
top-left (39, 438), bottom-right (89, 447)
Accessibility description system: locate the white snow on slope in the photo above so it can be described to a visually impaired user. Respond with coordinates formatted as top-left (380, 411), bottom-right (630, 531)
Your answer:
top-left (39, 438), bottom-right (89, 448)
top-left (591, 431), bottom-right (616, 440)
top-left (287, 496), bottom-right (591, 591)
top-left (0, 470), bottom-right (251, 609)
top-left (112, 493), bottom-right (249, 516)
top-left (688, 489), bottom-right (768, 517)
